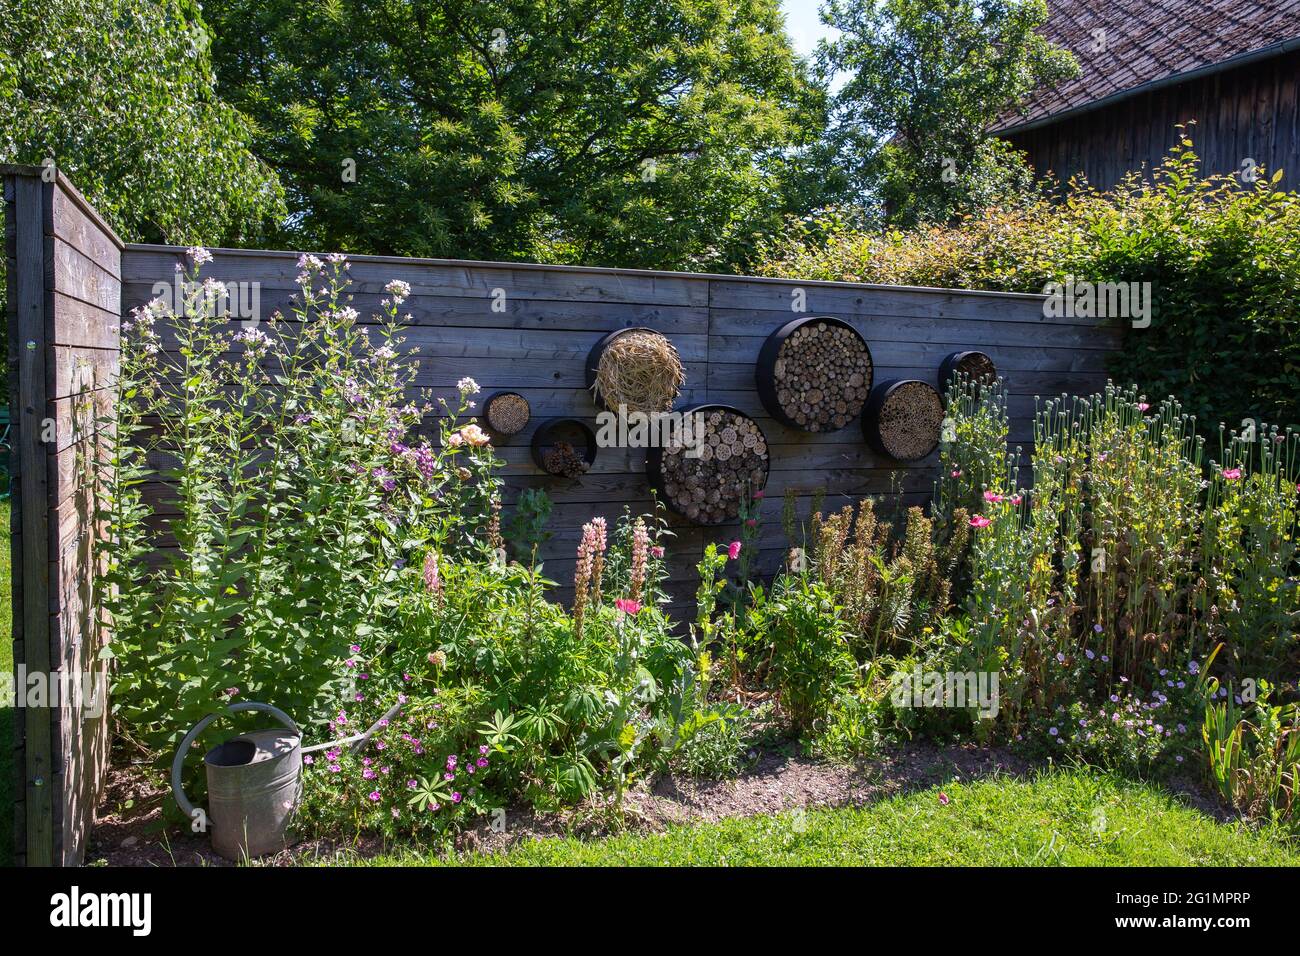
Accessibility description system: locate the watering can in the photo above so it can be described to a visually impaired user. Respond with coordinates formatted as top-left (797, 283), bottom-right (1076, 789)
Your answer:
top-left (172, 701), bottom-right (302, 861)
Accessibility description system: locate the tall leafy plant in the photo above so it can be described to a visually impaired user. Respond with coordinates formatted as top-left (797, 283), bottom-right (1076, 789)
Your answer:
top-left (99, 250), bottom-right (501, 759)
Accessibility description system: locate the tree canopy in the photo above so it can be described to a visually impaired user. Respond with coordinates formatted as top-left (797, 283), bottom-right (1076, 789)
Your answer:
top-left (0, 0), bottom-right (284, 243)
top-left (818, 0), bottom-right (1077, 225)
top-left (202, 0), bottom-right (835, 269)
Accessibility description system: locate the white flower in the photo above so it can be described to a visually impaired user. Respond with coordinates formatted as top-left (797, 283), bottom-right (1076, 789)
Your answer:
top-left (385, 279), bottom-right (411, 304)
top-left (187, 246), bottom-right (213, 266)
top-left (457, 376), bottom-right (480, 395)
top-left (297, 253), bottom-right (323, 272)
top-left (373, 345), bottom-right (396, 361)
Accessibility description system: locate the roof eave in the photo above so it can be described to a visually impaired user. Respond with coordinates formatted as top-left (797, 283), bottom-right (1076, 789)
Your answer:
top-left (994, 35), bottom-right (1300, 137)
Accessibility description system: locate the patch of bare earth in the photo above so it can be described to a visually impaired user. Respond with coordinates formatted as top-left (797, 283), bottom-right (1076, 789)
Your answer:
top-left (89, 742), bottom-right (1043, 865)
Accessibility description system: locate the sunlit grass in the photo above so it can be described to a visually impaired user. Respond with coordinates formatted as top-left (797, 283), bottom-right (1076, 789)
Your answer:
top-left (326, 770), bottom-right (1299, 868)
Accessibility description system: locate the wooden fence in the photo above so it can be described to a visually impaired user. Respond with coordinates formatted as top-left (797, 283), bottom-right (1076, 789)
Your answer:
top-left (5, 166), bottom-right (120, 865)
top-left (119, 245), bottom-right (1121, 614)
top-left (6, 174), bottom-right (1120, 865)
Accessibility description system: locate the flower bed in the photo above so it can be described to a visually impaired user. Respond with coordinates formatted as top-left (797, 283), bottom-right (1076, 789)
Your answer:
top-left (96, 251), bottom-right (1300, 850)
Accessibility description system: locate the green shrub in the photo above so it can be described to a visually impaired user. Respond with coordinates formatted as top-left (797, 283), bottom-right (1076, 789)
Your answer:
top-left (743, 574), bottom-right (858, 733)
top-left (1204, 681), bottom-right (1299, 828)
top-left (755, 135), bottom-right (1300, 434)
top-left (99, 252), bottom-right (501, 764)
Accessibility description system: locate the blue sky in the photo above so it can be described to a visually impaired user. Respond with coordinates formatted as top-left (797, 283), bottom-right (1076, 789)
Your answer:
top-left (779, 0), bottom-right (837, 59)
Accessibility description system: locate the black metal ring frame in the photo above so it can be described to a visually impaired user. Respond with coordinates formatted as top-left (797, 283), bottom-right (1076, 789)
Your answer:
top-left (938, 350), bottom-right (997, 395)
top-left (645, 403), bottom-right (770, 525)
top-left (530, 418), bottom-right (599, 474)
top-left (584, 326), bottom-right (675, 412)
top-left (754, 315), bottom-right (873, 432)
top-left (862, 378), bottom-right (943, 462)
top-left (482, 390), bottom-right (531, 436)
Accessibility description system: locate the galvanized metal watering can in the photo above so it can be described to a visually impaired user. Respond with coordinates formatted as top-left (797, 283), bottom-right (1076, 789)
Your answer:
top-left (172, 701), bottom-right (302, 861)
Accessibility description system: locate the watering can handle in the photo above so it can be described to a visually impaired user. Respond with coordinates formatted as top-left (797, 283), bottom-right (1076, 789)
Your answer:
top-left (171, 701), bottom-right (300, 821)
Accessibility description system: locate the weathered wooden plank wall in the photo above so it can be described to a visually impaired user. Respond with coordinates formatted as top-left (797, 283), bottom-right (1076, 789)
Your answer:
top-left (120, 245), bottom-right (1119, 614)
top-left (1005, 49), bottom-right (1300, 191)
top-left (4, 166), bottom-right (120, 866)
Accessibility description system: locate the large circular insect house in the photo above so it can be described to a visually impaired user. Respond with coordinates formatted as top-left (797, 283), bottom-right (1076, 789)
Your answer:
top-left (647, 404), bottom-right (769, 525)
top-left (586, 327), bottom-right (686, 414)
top-left (863, 380), bottom-right (945, 461)
top-left (756, 317), bottom-right (873, 432)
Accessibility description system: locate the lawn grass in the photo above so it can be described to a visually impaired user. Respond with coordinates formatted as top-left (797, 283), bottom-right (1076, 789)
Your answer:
top-left (334, 770), bottom-right (1299, 867)
top-left (1, 501), bottom-right (12, 867)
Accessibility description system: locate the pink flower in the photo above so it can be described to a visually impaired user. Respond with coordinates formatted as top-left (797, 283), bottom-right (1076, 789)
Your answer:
top-left (1222, 468), bottom-right (1242, 480)
top-left (982, 490), bottom-right (1003, 503)
top-left (454, 423), bottom-right (490, 448)
top-left (752, 490), bottom-right (764, 500)
top-left (1008, 494), bottom-right (1023, 506)
top-left (938, 792), bottom-right (950, 806)
top-left (422, 551), bottom-right (443, 597)
top-left (950, 469), bottom-right (961, 478)
top-left (727, 541), bottom-right (742, 560)
top-left (615, 597), bottom-right (642, 615)
top-left (969, 515), bottom-right (991, 528)
top-left (368, 791), bottom-right (381, 802)
top-left (650, 546), bottom-right (665, 559)
top-left (451, 792), bottom-right (462, 803)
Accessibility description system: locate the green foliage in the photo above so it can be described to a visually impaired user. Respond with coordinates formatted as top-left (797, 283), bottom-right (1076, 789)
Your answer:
top-left (1204, 681), bottom-right (1300, 829)
top-left (811, 499), bottom-right (968, 660)
top-left (817, 0), bottom-right (1076, 224)
top-left (743, 574), bottom-right (857, 732)
top-left (756, 137), bottom-right (1300, 434)
top-left (0, 0), bottom-right (283, 244)
top-left (354, 771), bottom-right (1300, 867)
top-left (293, 507), bottom-right (736, 836)
top-left (201, 0), bottom-right (832, 270)
top-left (503, 488), bottom-right (552, 563)
top-left (99, 252), bottom-right (501, 764)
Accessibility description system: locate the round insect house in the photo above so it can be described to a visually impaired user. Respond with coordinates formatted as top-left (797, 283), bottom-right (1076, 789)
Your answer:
top-left (531, 418), bottom-right (598, 478)
top-left (483, 390), bottom-right (532, 436)
top-left (756, 316), bottom-right (873, 432)
top-left (586, 327), bottom-right (686, 414)
top-left (863, 380), bottom-right (945, 462)
top-left (647, 404), bottom-right (769, 525)
top-left (938, 350), bottom-right (997, 392)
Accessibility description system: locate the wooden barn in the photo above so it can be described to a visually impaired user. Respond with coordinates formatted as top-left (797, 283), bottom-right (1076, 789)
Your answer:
top-left (993, 0), bottom-right (1300, 190)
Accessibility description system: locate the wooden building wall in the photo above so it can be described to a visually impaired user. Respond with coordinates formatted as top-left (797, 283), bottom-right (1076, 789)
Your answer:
top-left (121, 246), bottom-right (1121, 615)
top-left (1004, 49), bottom-right (1300, 191)
top-left (4, 167), bottom-right (120, 866)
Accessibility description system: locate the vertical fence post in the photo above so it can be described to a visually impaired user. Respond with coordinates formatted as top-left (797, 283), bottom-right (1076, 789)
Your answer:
top-left (6, 170), bottom-right (53, 865)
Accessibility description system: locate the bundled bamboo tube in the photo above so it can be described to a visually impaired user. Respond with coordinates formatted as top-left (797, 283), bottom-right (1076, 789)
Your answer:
top-left (863, 380), bottom-right (945, 461)
top-left (484, 391), bottom-right (531, 435)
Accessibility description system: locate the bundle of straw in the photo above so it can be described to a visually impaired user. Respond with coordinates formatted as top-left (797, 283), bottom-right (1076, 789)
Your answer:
top-left (592, 329), bottom-right (685, 414)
